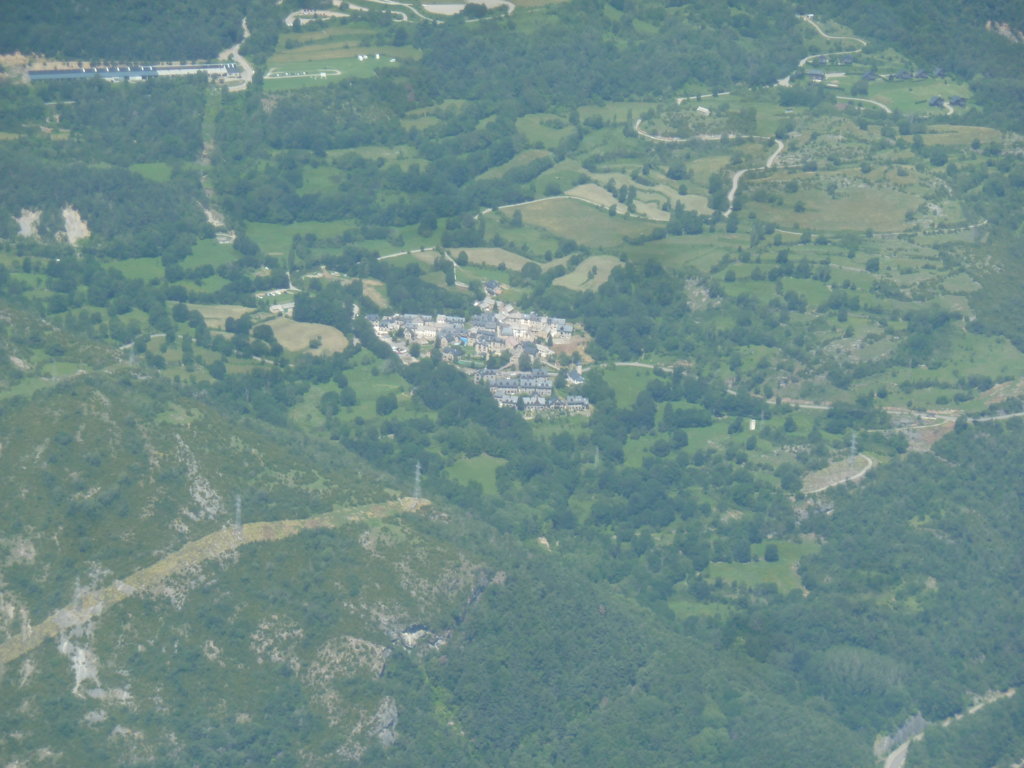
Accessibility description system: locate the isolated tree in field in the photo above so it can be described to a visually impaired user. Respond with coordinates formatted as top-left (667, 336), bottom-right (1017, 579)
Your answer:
top-left (376, 392), bottom-right (398, 416)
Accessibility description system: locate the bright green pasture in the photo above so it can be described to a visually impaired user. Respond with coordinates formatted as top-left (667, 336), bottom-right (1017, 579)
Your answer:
top-left (246, 220), bottom-right (359, 254)
top-left (185, 239), bottom-right (237, 270)
top-left (602, 364), bottom-right (657, 407)
top-left (855, 77), bottom-right (967, 115)
top-left (343, 358), bottom-right (411, 421)
top-left (447, 454), bottom-right (506, 495)
top-left (480, 212), bottom-right (564, 257)
top-left (706, 538), bottom-right (820, 594)
top-left (264, 56), bottom-right (403, 90)
top-left (516, 197), bottom-right (658, 249)
top-left (516, 113), bottom-right (576, 149)
top-left (577, 101), bottom-right (656, 125)
top-left (745, 176), bottom-right (924, 233)
top-left (129, 162), bottom-right (173, 182)
top-left (112, 257), bottom-right (163, 280)
top-left (478, 149), bottom-right (553, 180)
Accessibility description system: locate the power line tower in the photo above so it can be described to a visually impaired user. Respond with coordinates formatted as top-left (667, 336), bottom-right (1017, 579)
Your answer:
top-left (849, 431), bottom-right (858, 463)
top-left (413, 461), bottom-right (422, 501)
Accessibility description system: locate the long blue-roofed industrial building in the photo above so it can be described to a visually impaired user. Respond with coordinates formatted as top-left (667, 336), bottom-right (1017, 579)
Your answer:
top-left (28, 62), bottom-right (239, 82)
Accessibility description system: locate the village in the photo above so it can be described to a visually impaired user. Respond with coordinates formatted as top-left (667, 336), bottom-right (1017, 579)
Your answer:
top-left (368, 298), bottom-right (591, 415)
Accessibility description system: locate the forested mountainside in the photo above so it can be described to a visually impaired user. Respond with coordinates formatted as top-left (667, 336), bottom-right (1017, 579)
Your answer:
top-left (1, 0), bottom-right (1024, 764)
top-left (0, 0), bottom-right (249, 62)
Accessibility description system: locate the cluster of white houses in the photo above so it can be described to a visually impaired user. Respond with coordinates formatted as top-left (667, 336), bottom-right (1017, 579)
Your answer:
top-left (472, 370), bottom-right (590, 414)
top-left (369, 305), bottom-right (590, 414)
top-left (369, 303), bottom-right (573, 364)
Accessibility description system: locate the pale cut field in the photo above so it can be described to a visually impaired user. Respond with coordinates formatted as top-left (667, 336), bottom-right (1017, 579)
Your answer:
top-left (459, 247), bottom-right (531, 270)
top-left (266, 317), bottom-right (349, 354)
top-left (360, 278), bottom-right (388, 308)
top-left (921, 125), bottom-right (1002, 146)
top-left (583, 173), bottom-right (711, 216)
top-left (337, 276), bottom-right (388, 308)
top-left (188, 303), bottom-right (251, 330)
top-left (553, 255), bottom-right (620, 291)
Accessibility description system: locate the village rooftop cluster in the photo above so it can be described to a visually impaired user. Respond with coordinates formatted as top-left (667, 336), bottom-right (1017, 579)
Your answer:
top-left (369, 299), bottom-right (573, 364)
top-left (471, 369), bottom-right (590, 414)
top-left (369, 299), bottom-right (591, 415)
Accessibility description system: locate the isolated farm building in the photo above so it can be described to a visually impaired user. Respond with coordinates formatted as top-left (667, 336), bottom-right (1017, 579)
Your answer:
top-left (696, 105), bottom-right (711, 116)
top-left (861, 71), bottom-right (879, 81)
top-left (949, 96), bottom-right (967, 107)
top-left (807, 69), bottom-right (826, 82)
top-left (929, 96), bottom-right (945, 108)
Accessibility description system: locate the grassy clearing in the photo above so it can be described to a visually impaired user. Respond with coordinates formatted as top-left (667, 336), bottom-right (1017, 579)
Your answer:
top-left (552, 254), bottom-right (620, 291)
top-left (264, 59), bottom-right (402, 90)
top-left (689, 155), bottom-right (732, 188)
top-left (627, 232), bottom-right (737, 270)
top-left (602, 364), bottom-right (657, 407)
top-left (456, 262), bottom-right (513, 285)
top-left (857, 78), bottom-right (966, 115)
top-left (478, 149), bottom-right (552, 180)
top-left (266, 25), bottom-right (416, 90)
top-left (480, 212), bottom-right (564, 257)
top-left (457, 247), bottom-right (530, 270)
top-left (271, 42), bottom-right (414, 66)
top-left (247, 220), bottom-right (358, 254)
top-left (300, 164), bottom-right (343, 195)
top-left (112, 257), bottom-right (163, 281)
top-left (265, 317), bottom-right (349, 354)
top-left (184, 239), bottom-right (236, 270)
top-left (577, 101), bottom-right (656, 125)
top-left (921, 125), bottom-right (1001, 146)
top-left (447, 454), bottom-right (506, 495)
top-left (746, 181), bottom-right (924, 233)
top-left (129, 162), bottom-right (173, 182)
top-left (517, 197), bottom-right (657, 249)
top-left (342, 357), bottom-right (410, 421)
top-left (533, 158), bottom-right (588, 194)
top-left (516, 113), bottom-right (575, 150)
top-left (278, 21), bottom-right (377, 47)
top-left (706, 538), bottom-right (820, 594)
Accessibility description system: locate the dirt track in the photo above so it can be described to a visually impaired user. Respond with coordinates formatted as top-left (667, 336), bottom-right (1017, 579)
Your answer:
top-left (0, 498), bottom-right (424, 667)
top-left (218, 17), bottom-right (255, 92)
